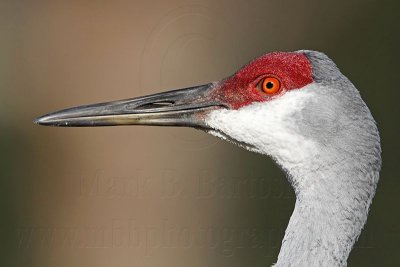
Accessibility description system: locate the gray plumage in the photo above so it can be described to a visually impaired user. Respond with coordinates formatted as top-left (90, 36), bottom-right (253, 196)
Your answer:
top-left (276, 51), bottom-right (381, 266)
top-left (207, 51), bottom-right (381, 266)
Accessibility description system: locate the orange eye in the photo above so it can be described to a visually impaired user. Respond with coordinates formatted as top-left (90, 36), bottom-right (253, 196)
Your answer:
top-left (261, 77), bottom-right (281, 94)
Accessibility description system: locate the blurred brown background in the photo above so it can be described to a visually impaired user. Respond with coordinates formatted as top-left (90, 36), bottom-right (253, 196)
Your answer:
top-left (1, 0), bottom-right (399, 266)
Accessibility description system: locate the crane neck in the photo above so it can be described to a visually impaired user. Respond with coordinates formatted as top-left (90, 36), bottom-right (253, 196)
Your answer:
top-left (273, 163), bottom-right (379, 267)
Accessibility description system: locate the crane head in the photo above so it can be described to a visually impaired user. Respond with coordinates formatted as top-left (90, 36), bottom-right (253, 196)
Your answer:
top-left (35, 50), bottom-right (380, 189)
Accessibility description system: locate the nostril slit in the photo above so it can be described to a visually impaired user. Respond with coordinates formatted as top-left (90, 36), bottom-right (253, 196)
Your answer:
top-left (134, 100), bottom-right (175, 110)
top-left (152, 101), bottom-right (175, 106)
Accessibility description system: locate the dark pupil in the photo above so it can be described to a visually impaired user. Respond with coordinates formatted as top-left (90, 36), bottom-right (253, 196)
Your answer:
top-left (266, 81), bottom-right (274, 89)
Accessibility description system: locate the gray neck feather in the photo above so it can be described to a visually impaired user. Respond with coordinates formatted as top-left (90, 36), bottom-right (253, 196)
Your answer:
top-left (274, 162), bottom-right (379, 267)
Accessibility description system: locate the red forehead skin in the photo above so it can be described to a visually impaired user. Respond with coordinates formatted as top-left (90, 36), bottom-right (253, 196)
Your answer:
top-left (211, 52), bottom-right (313, 109)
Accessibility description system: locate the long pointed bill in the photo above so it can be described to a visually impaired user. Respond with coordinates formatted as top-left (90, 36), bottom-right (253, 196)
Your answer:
top-left (34, 83), bottom-right (225, 129)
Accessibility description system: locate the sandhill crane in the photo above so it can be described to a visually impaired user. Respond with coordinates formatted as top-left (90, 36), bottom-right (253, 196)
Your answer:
top-left (35, 50), bottom-right (381, 266)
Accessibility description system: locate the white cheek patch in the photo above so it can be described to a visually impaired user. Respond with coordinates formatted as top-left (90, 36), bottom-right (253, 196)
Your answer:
top-left (205, 84), bottom-right (320, 168)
